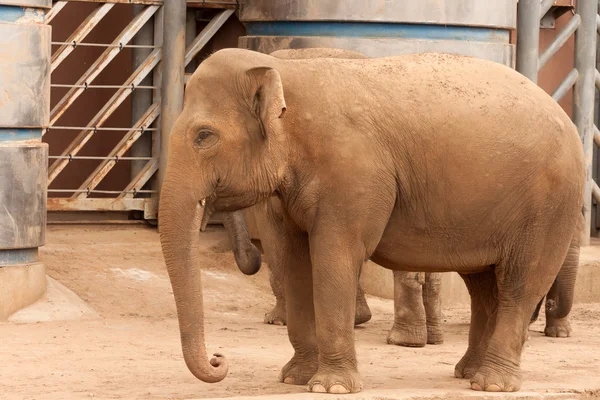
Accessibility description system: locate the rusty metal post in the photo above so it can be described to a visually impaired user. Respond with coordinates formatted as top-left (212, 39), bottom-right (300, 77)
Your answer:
top-left (0, 0), bottom-right (51, 318)
top-left (516, 0), bottom-right (541, 83)
top-left (574, 0), bottom-right (599, 245)
top-left (158, 0), bottom-right (186, 212)
top-left (130, 5), bottom-right (155, 185)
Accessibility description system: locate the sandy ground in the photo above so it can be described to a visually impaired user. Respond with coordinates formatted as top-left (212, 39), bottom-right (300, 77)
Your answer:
top-left (1, 225), bottom-right (599, 400)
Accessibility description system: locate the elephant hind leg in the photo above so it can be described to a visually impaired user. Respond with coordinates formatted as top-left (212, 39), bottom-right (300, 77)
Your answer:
top-left (455, 270), bottom-right (498, 379)
top-left (423, 272), bottom-right (444, 345)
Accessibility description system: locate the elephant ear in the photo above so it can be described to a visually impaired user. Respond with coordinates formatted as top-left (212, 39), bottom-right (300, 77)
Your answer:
top-left (246, 66), bottom-right (287, 138)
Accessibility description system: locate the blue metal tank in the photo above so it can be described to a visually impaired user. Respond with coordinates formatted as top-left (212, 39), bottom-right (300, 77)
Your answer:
top-left (238, 0), bottom-right (516, 67)
top-left (0, 0), bottom-right (50, 318)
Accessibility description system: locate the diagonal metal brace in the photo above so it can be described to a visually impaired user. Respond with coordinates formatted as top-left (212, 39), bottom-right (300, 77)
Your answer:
top-left (49, 5), bottom-right (159, 126)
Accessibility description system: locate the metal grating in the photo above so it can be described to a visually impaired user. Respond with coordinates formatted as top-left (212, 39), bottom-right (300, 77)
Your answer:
top-left (45, 0), bottom-right (234, 219)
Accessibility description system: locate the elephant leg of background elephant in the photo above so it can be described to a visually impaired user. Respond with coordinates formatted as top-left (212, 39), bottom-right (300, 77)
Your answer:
top-left (387, 271), bottom-right (428, 347)
top-left (355, 262), bottom-right (372, 326)
top-left (423, 272), bottom-right (444, 344)
top-left (265, 261), bottom-right (287, 326)
top-left (543, 280), bottom-right (572, 337)
top-left (455, 270), bottom-right (498, 380)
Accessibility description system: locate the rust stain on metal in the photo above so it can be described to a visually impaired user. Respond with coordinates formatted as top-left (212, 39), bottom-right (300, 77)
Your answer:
top-left (74, 103), bottom-right (160, 198)
top-left (49, 5), bottom-right (159, 126)
top-left (47, 48), bottom-right (162, 184)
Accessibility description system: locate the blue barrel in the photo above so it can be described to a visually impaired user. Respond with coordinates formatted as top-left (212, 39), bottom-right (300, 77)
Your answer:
top-left (238, 0), bottom-right (515, 67)
top-left (0, 0), bottom-right (50, 319)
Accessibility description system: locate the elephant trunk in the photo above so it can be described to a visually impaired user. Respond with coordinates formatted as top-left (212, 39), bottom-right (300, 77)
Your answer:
top-left (222, 210), bottom-right (262, 275)
top-left (158, 176), bottom-right (228, 383)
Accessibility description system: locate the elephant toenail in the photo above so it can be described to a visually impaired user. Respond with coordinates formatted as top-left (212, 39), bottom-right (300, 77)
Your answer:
top-left (283, 377), bottom-right (295, 384)
top-left (311, 383), bottom-right (327, 393)
top-left (329, 384), bottom-right (350, 394)
top-left (486, 384), bottom-right (502, 392)
top-left (471, 382), bottom-right (483, 391)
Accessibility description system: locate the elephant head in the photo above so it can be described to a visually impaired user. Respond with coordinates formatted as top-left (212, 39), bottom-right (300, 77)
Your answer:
top-left (158, 49), bottom-right (288, 383)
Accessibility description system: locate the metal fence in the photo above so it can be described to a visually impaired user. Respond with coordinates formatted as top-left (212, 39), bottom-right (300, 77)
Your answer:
top-left (44, 0), bottom-right (234, 220)
top-left (47, 0), bottom-right (600, 242)
top-left (516, 0), bottom-right (599, 244)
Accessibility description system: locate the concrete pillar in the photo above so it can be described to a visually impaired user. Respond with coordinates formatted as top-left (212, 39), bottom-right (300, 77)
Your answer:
top-left (0, 0), bottom-right (51, 319)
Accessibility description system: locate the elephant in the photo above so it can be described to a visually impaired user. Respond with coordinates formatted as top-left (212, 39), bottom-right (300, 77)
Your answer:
top-left (158, 48), bottom-right (584, 394)
top-left (220, 47), bottom-right (443, 347)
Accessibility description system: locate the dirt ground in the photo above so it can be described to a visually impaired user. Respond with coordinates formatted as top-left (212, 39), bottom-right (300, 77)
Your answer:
top-left (1, 225), bottom-right (599, 400)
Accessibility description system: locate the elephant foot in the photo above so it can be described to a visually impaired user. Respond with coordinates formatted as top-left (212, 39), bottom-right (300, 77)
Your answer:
top-left (386, 323), bottom-right (427, 347)
top-left (426, 324), bottom-right (444, 345)
top-left (279, 353), bottom-right (318, 386)
top-left (307, 367), bottom-right (362, 394)
top-left (544, 317), bottom-right (572, 338)
top-left (470, 364), bottom-right (522, 392)
top-left (454, 350), bottom-right (482, 379)
top-left (354, 290), bottom-right (372, 326)
top-left (264, 301), bottom-right (287, 326)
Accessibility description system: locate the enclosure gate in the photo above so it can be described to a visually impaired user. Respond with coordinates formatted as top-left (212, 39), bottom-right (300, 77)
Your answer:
top-left (44, 0), bottom-right (235, 220)
top-left (516, 0), bottom-right (599, 244)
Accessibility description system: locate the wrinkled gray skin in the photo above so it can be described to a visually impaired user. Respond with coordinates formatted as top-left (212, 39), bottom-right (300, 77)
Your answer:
top-left (222, 48), bottom-right (443, 347)
top-left (158, 48), bottom-right (584, 393)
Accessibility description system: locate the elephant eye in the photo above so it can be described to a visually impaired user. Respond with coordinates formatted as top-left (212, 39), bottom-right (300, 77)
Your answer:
top-left (195, 130), bottom-right (213, 145)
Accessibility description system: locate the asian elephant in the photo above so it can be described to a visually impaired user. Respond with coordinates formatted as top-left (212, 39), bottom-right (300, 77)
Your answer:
top-left (221, 47), bottom-right (443, 347)
top-left (158, 48), bottom-right (584, 393)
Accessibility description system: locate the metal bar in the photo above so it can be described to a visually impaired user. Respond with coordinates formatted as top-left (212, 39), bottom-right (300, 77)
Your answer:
top-left (593, 180), bottom-right (600, 204)
top-left (596, 69), bottom-right (600, 90)
top-left (573, 0), bottom-right (598, 245)
top-left (594, 125), bottom-right (600, 147)
top-left (49, 156), bottom-right (154, 161)
top-left (541, 0), bottom-right (556, 18)
top-left (131, 4), bottom-right (156, 185)
top-left (597, 13), bottom-right (600, 35)
top-left (187, 1), bottom-right (237, 9)
top-left (119, 159), bottom-right (159, 199)
top-left (149, 5), bottom-right (164, 220)
top-left (185, 8), bottom-right (234, 67)
top-left (47, 48), bottom-right (162, 184)
top-left (51, 3), bottom-right (115, 72)
top-left (538, 13), bottom-right (581, 70)
top-left (46, 1), bottom-right (68, 24)
top-left (158, 0), bottom-right (186, 203)
top-left (49, 5), bottom-right (159, 126)
top-left (51, 42), bottom-right (159, 49)
top-left (76, 103), bottom-right (160, 198)
top-left (49, 189), bottom-right (155, 194)
top-left (49, 126), bottom-right (157, 131)
top-left (51, 84), bottom-right (157, 89)
top-left (551, 68), bottom-right (579, 102)
top-left (516, 0), bottom-right (541, 82)
top-left (47, 198), bottom-right (149, 212)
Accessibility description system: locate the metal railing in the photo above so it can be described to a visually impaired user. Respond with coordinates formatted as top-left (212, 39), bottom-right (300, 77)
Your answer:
top-left (517, 0), bottom-right (599, 244)
top-left (45, 0), bottom-right (235, 219)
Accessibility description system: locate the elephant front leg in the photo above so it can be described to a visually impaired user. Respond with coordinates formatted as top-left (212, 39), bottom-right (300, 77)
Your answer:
top-left (387, 271), bottom-right (428, 347)
top-left (276, 235), bottom-right (319, 385)
top-left (307, 233), bottom-right (364, 394)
